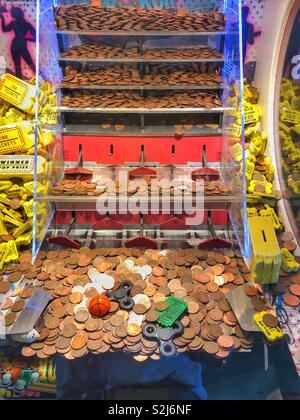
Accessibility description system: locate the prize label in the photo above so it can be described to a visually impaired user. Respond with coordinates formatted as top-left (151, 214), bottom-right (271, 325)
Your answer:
top-left (244, 110), bottom-right (258, 124)
top-left (0, 156), bottom-right (33, 174)
top-left (0, 78), bottom-right (28, 106)
top-left (0, 127), bottom-right (26, 154)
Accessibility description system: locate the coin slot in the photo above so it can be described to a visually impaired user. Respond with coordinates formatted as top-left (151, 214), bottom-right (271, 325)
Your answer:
top-left (110, 144), bottom-right (114, 156)
top-left (172, 145), bottom-right (176, 156)
top-left (262, 230), bottom-right (267, 243)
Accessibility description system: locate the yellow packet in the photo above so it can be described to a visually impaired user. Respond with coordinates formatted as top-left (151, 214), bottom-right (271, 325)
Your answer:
top-left (0, 74), bottom-right (36, 115)
top-left (4, 240), bottom-right (19, 264)
top-left (0, 122), bottom-right (34, 155)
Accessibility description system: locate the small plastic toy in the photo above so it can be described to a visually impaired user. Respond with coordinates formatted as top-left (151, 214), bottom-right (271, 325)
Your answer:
top-left (104, 280), bottom-right (135, 311)
top-left (143, 321), bottom-right (184, 357)
top-left (253, 312), bottom-right (284, 343)
top-left (88, 294), bottom-right (111, 317)
top-left (157, 297), bottom-right (188, 327)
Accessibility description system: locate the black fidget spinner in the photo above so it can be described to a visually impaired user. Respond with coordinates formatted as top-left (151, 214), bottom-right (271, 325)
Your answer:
top-left (104, 280), bottom-right (135, 311)
top-left (142, 321), bottom-right (184, 358)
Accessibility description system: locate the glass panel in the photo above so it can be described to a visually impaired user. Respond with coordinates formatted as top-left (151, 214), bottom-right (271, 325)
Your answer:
top-left (277, 6), bottom-right (300, 247)
top-left (33, 0), bottom-right (64, 258)
top-left (221, 0), bottom-right (250, 258)
top-left (0, 1), bottom-right (37, 267)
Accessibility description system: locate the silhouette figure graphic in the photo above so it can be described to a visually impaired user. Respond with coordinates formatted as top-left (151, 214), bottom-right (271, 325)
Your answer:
top-left (0, 7), bottom-right (36, 79)
top-left (242, 6), bottom-right (261, 64)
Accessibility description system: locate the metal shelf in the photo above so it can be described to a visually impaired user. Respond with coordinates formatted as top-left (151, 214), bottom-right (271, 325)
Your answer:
top-left (63, 124), bottom-right (222, 137)
top-left (61, 84), bottom-right (223, 91)
top-left (60, 106), bottom-right (228, 114)
top-left (38, 194), bottom-right (238, 212)
top-left (55, 30), bottom-right (228, 37)
top-left (44, 223), bottom-right (236, 250)
top-left (59, 57), bottom-right (225, 64)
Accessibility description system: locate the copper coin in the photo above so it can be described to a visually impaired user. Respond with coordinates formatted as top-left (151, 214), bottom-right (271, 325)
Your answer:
top-left (262, 314), bottom-right (278, 328)
top-left (110, 315), bottom-right (125, 327)
top-left (203, 341), bottom-right (219, 355)
top-left (130, 286), bottom-right (144, 297)
top-left (187, 301), bottom-right (200, 314)
top-left (11, 300), bottom-right (25, 312)
top-left (89, 330), bottom-right (104, 340)
top-left (289, 284), bottom-right (300, 297)
top-left (115, 325), bottom-right (128, 338)
top-left (208, 324), bottom-right (223, 339)
top-left (291, 275), bottom-right (300, 285)
top-left (126, 323), bottom-right (142, 337)
top-left (250, 297), bottom-right (267, 312)
top-left (75, 310), bottom-right (90, 323)
top-left (54, 306), bottom-right (66, 319)
top-left (280, 231), bottom-right (294, 242)
top-left (43, 345), bottom-right (57, 356)
top-left (133, 304), bottom-right (148, 315)
top-left (208, 308), bottom-right (223, 322)
top-left (22, 347), bottom-right (37, 358)
top-left (4, 312), bottom-right (17, 326)
top-left (155, 301), bottom-right (169, 311)
top-left (62, 323), bottom-right (77, 338)
top-left (71, 346), bottom-right (88, 359)
top-left (283, 294), bottom-right (299, 307)
top-left (182, 327), bottom-right (196, 340)
top-left (206, 282), bottom-right (219, 293)
top-left (8, 272), bottom-right (22, 283)
top-left (56, 337), bottom-right (71, 350)
top-left (70, 292), bottom-right (83, 304)
top-left (9, 198), bottom-right (21, 210)
top-left (0, 281), bottom-right (11, 294)
top-left (217, 335), bottom-right (234, 349)
top-left (20, 288), bottom-right (34, 299)
top-left (44, 316), bottom-right (61, 330)
top-left (87, 339), bottom-right (103, 352)
top-left (152, 267), bottom-right (165, 277)
top-left (71, 331), bottom-right (89, 350)
top-left (145, 310), bottom-right (160, 322)
top-left (1, 297), bottom-right (13, 310)
top-left (244, 284), bottom-right (258, 297)
top-left (193, 272), bottom-right (210, 284)
top-left (283, 241), bottom-right (297, 252)
top-left (188, 336), bottom-right (204, 350)
top-left (85, 318), bottom-right (101, 332)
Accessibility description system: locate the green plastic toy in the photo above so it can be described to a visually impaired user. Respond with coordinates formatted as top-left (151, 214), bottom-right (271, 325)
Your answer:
top-left (157, 296), bottom-right (188, 327)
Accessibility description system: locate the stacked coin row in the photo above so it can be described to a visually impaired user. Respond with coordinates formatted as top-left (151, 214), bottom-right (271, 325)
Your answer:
top-left (51, 179), bottom-right (230, 197)
top-left (62, 90), bottom-right (222, 109)
top-left (62, 65), bottom-right (222, 88)
top-left (61, 45), bottom-right (223, 61)
top-left (55, 7), bottom-right (225, 32)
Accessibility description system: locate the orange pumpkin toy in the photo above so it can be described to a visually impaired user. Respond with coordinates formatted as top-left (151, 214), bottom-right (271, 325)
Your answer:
top-left (89, 294), bottom-right (111, 317)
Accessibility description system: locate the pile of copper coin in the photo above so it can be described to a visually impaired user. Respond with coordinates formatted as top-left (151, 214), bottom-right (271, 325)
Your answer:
top-left (61, 44), bottom-right (223, 61)
top-left (55, 6), bottom-right (225, 32)
top-left (3, 246), bottom-right (267, 361)
top-left (61, 65), bottom-right (222, 88)
top-left (51, 178), bottom-right (230, 197)
top-left (62, 90), bottom-right (222, 109)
